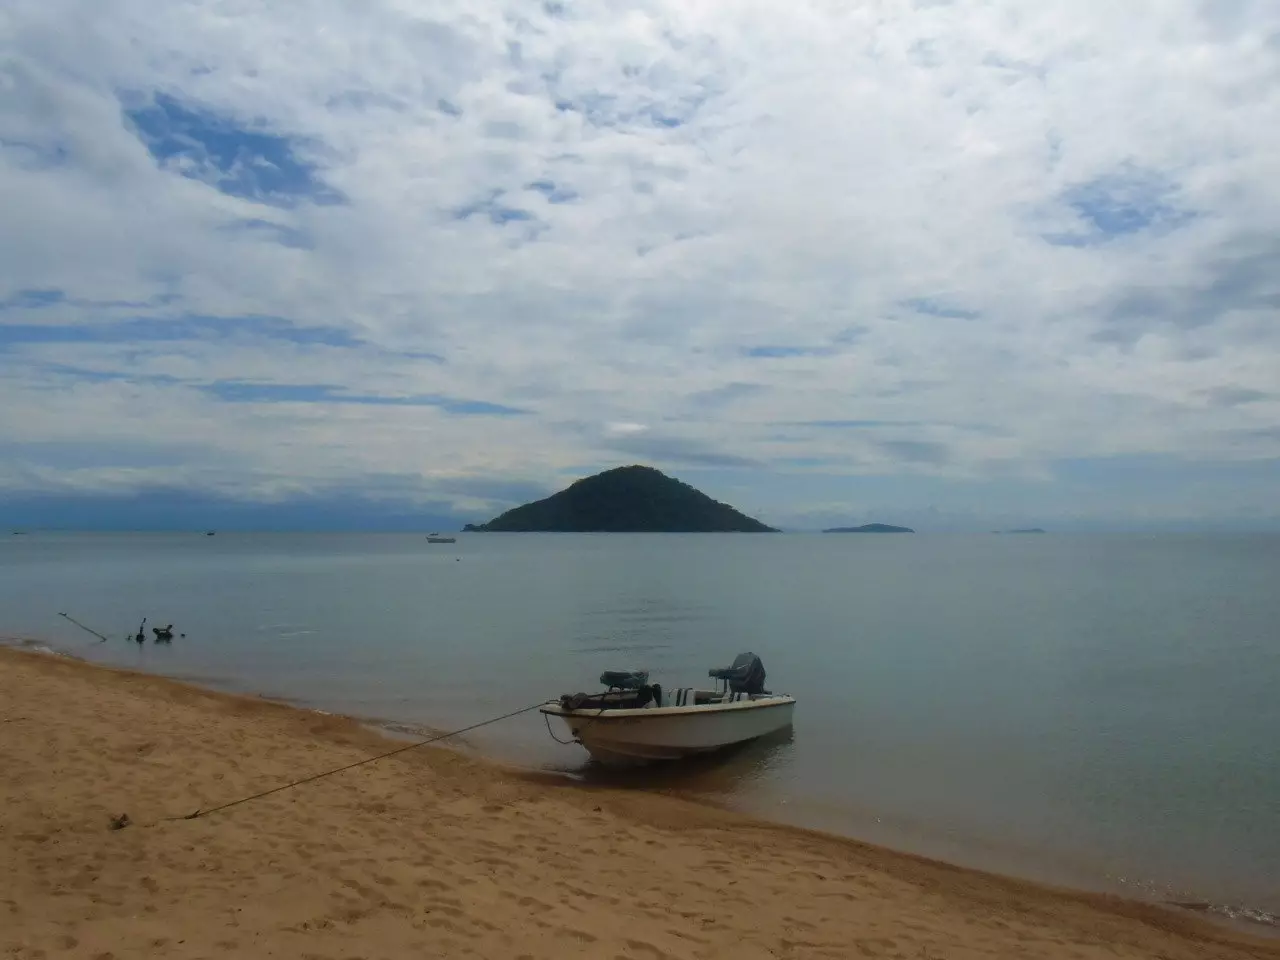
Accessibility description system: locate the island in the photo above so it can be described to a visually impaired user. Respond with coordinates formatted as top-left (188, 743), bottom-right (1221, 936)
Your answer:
top-left (463, 465), bottom-right (777, 533)
top-left (822, 523), bottom-right (914, 534)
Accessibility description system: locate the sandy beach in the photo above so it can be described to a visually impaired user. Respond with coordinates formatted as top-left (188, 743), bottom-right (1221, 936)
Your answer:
top-left (1, 644), bottom-right (1276, 960)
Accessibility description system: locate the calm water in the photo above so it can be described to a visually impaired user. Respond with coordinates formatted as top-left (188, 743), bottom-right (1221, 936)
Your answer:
top-left (2, 532), bottom-right (1277, 922)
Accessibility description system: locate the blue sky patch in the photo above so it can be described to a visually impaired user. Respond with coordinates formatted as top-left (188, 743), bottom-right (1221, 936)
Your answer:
top-left (0, 314), bottom-right (361, 349)
top-left (1047, 166), bottom-right (1193, 247)
top-left (0, 288), bottom-right (65, 309)
top-left (205, 382), bottom-right (527, 415)
top-left (0, 289), bottom-right (178, 313)
top-left (527, 179), bottom-right (578, 203)
top-left (36, 363), bottom-right (183, 387)
top-left (123, 92), bottom-right (345, 207)
top-left (453, 190), bottom-right (537, 225)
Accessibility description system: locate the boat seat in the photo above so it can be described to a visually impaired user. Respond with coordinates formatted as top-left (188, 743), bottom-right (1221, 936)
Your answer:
top-left (723, 691), bottom-right (754, 703)
top-left (664, 687), bottom-right (696, 707)
top-left (599, 670), bottom-right (649, 690)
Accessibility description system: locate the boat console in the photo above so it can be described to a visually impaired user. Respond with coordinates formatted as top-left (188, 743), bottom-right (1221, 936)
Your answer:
top-left (558, 652), bottom-right (769, 712)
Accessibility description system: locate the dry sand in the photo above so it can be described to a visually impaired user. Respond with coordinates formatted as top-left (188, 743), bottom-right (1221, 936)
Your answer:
top-left (2, 644), bottom-right (1276, 960)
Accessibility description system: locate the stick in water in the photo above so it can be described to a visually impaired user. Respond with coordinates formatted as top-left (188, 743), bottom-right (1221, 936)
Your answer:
top-left (57, 612), bottom-right (111, 643)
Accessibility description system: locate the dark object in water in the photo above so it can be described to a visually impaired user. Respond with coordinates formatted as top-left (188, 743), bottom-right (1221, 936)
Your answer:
top-left (708, 652), bottom-right (768, 694)
top-left (134, 618), bottom-right (147, 643)
top-left (109, 813), bottom-right (130, 830)
top-left (152, 624), bottom-right (174, 642)
top-left (206, 531), bottom-right (215, 536)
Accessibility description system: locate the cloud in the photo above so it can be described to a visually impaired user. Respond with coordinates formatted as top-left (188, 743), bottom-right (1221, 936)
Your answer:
top-left (0, 486), bottom-right (464, 532)
top-left (598, 429), bottom-right (762, 470)
top-left (1202, 387), bottom-right (1270, 408)
top-left (791, 420), bottom-right (926, 429)
top-left (604, 421), bottom-right (649, 436)
top-left (1, 0), bottom-right (1278, 527)
top-left (219, 218), bottom-right (313, 249)
top-left (902, 299), bottom-right (980, 321)
top-left (743, 345), bottom-right (834, 359)
top-left (875, 439), bottom-right (952, 466)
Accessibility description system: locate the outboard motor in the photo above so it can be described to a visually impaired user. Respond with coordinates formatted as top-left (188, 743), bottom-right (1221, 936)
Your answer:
top-left (708, 651), bottom-right (768, 695)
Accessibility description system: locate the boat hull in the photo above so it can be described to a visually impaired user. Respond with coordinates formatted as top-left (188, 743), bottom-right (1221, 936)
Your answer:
top-left (541, 697), bottom-right (795, 766)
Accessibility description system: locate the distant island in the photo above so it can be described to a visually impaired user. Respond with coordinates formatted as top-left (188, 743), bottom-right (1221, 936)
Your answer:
top-left (822, 523), bottom-right (914, 534)
top-left (463, 465), bottom-right (777, 533)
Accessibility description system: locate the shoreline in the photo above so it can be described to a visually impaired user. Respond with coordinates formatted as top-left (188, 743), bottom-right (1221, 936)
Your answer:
top-left (8, 632), bottom-right (1278, 934)
top-left (3, 642), bottom-right (1278, 959)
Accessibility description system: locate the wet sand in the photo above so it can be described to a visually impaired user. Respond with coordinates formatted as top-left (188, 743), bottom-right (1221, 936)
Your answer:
top-left (2, 644), bottom-right (1277, 960)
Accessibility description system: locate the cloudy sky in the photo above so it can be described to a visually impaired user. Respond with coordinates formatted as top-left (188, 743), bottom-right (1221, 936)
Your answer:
top-left (1, 0), bottom-right (1277, 530)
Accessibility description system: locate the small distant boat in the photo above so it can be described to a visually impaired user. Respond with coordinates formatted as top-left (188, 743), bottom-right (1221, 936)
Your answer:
top-left (205, 531), bottom-right (216, 536)
top-left (426, 533), bottom-right (456, 543)
top-left (540, 652), bottom-right (795, 766)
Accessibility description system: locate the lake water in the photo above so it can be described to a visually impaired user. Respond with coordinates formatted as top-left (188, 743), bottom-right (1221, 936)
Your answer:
top-left (2, 531), bottom-right (1277, 926)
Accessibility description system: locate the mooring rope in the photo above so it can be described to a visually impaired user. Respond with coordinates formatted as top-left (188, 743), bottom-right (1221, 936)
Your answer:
top-left (168, 701), bottom-right (548, 822)
top-left (544, 711), bottom-right (581, 744)
top-left (58, 612), bottom-right (110, 643)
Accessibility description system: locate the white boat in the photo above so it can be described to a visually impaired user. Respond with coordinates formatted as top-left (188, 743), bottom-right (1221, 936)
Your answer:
top-left (540, 652), bottom-right (795, 766)
top-left (426, 533), bottom-right (456, 543)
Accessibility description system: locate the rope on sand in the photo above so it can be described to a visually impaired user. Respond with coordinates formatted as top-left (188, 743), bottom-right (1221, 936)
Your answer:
top-left (167, 701), bottom-right (549, 822)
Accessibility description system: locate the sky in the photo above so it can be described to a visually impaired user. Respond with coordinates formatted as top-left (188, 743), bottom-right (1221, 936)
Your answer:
top-left (1, 0), bottom-right (1278, 531)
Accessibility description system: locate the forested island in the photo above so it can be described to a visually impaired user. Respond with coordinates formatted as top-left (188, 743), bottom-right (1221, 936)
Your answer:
top-left (463, 465), bottom-right (777, 532)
